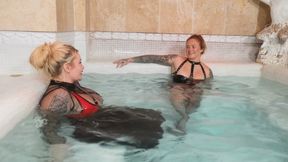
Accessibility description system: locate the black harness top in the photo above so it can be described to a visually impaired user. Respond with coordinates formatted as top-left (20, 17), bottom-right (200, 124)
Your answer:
top-left (172, 59), bottom-right (206, 83)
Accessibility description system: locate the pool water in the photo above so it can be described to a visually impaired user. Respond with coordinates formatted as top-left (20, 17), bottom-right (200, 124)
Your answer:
top-left (1, 73), bottom-right (288, 162)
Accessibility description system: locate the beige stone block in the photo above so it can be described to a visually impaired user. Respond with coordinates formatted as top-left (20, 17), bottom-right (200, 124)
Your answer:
top-left (126, 0), bottom-right (159, 32)
top-left (193, 0), bottom-right (227, 35)
top-left (160, 0), bottom-right (193, 34)
top-left (0, 0), bottom-right (57, 31)
top-left (56, 0), bottom-right (74, 32)
top-left (226, 0), bottom-right (260, 35)
top-left (74, 0), bottom-right (87, 31)
top-left (0, 0), bottom-right (272, 34)
top-left (255, 2), bottom-right (271, 32)
top-left (88, 0), bottom-right (126, 32)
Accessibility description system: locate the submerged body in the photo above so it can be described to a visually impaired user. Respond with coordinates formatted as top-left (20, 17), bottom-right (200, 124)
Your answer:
top-left (169, 58), bottom-right (212, 134)
top-left (29, 42), bottom-right (165, 162)
top-left (39, 80), bottom-right (164, 148)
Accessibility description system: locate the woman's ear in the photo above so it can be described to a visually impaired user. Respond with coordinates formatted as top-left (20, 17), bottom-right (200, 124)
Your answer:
top-left (200, 49), bottom-right (204, 54)
top-left (63, 63), bottom-right (71, 73)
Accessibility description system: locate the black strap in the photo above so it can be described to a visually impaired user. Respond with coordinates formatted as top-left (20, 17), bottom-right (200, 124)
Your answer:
top-left (190, 62), bottom-right (195, 78)
top-left (172, 59), bottom-right (188, 74)
top-left (199, 63), bottom-right (206, 79)
top-left (173, 59), bottom-right (207, 79)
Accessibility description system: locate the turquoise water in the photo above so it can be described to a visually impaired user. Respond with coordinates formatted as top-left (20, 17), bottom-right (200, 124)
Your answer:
top-left (1, 73), bottom-right (288, 162)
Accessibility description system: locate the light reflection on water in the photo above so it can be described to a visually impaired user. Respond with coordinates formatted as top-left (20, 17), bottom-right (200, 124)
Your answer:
top-left (1, 73), bottom-right (288, 162)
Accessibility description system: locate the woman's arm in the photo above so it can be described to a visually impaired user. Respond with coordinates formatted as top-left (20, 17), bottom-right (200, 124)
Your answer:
top-left (39, 91), bottom-right (73, 162)
top-left (113, 54), bottom-right (178, 68)
top-left (40, 111), bottom-right (69, 162)
top-left (39, 90), bottom-right (73, 144)
top-left (40, 111), bottom-right (66, 144)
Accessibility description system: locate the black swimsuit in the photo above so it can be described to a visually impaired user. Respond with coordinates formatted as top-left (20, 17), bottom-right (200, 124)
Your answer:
top-left (172, 59), bottom-right (207, 83)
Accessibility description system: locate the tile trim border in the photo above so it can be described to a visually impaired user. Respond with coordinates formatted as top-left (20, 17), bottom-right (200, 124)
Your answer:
top-left (89, 32), bottom-right (260, 43)
top-left (0, 31), bottom-right (260, 44)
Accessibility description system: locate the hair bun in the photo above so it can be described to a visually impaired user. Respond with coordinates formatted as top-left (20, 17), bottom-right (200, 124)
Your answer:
top-left (30, 41), bottom-right (77, 78)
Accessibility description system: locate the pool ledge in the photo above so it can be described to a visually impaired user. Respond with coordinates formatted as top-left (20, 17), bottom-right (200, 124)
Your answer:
top-left (85, 62), bottom-right (263, 77)
top-left (0, 74), bottom-right (47, 139)
top-left (261, 65), bottom-right (288, 85)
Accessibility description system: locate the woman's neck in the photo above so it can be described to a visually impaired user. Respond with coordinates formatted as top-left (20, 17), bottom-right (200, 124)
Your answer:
top-left (186, 53), bottom-right (201, 62)
top-left (53, 75), bottom-right (74, 84)
top-left (50, 80), bottom-right (76, 91)
top-left (187, 57), bottom-right (201, 62)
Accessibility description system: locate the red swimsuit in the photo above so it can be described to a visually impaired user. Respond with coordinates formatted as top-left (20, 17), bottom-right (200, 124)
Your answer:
top-left (66, 92), bottom-right (100, 118)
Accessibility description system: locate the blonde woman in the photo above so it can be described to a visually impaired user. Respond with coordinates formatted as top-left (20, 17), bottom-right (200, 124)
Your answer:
top-left (30, 42), bottom-right (165, 161)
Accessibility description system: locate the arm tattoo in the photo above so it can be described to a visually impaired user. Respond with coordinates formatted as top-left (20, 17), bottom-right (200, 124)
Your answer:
top-left (38, 92), bottom-right (70, 144)
top-left (132, 55), bottom-right (176, 66)
top-left (48, 94), bottom-right (70, 114)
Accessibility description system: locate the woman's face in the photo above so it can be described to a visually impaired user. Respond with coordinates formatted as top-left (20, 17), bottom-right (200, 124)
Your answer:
top-left (68, 52), bottom-right (84, 82)
top-left (185, 38), bottom-right (203, 60)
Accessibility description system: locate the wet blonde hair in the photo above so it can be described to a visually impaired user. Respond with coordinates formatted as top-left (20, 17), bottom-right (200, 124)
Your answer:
top-left (29, 42), bottom-right (78, 78)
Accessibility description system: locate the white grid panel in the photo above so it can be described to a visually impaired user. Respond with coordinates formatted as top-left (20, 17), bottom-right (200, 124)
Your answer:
top-left (88, 32), bottom-right (260, 63)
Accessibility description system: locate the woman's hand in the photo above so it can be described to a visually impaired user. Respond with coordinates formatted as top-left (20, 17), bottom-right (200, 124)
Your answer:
top-left (113, 58), bottom-right (133, 68)
top-left (49, 144), bottom-right (69, 162)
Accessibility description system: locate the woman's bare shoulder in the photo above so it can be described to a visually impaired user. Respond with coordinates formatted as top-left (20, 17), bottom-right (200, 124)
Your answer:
top-left (171, 54), bottom-right (185, 60)
top-left (201, 62), bottom-right (213, 77)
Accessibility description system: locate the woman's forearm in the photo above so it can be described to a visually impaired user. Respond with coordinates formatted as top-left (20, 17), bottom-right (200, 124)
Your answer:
top-left (131, 55), bottom-right (175, 66)
top-left (38, 109), bottom-right (66, 145)
top-left (114, 54), bottom-right (177, 68)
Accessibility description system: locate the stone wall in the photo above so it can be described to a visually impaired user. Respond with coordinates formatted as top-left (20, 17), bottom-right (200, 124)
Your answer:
top-left (0, 0), bottom-right (271, 35)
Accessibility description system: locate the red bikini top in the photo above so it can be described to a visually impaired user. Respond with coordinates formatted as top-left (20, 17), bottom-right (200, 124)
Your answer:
top-left (66, 92), bottom-right (100, 118)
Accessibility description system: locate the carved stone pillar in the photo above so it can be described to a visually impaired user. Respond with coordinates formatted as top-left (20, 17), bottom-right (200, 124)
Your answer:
top-left (257, 0), bottom-right (288, 67)
top-left (256, 23), bottom-right (288, 66)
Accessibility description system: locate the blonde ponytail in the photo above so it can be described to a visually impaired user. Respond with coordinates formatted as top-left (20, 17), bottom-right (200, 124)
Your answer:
top-left (29, 42), bottom-right (78, 77)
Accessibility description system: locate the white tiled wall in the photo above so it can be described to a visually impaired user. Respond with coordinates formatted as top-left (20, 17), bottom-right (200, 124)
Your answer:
top-left (89, 32), bottom-right (261, 63)
top-left (0, 32), bottom-right (88, 75)
top-left (0, 32), bottom-right (55, 74)
top-left (0, 31), bottom-right (261, 75)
